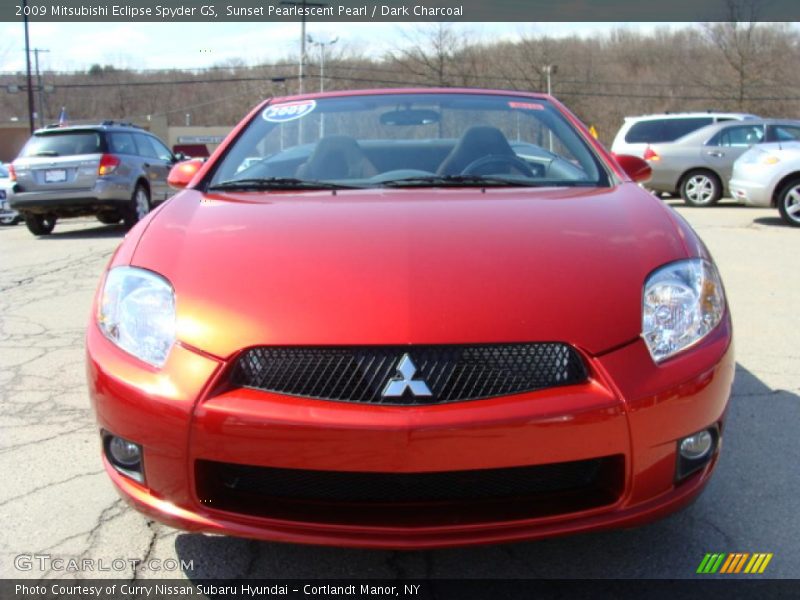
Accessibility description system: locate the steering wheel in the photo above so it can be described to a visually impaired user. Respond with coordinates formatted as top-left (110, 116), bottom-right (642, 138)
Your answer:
top-left (461, 154), bottom-right (535, 177)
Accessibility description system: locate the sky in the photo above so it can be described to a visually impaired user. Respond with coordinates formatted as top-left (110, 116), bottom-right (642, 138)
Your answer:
top-left (0, 21), bottom-right (670, 73)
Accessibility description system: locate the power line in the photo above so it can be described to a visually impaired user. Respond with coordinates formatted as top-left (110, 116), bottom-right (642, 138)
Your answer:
top-left (3, 59), bottom-right (800, 94)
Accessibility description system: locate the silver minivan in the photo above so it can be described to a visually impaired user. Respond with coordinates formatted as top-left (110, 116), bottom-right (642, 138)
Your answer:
top-left (10, 121), bottom-right (178, 236)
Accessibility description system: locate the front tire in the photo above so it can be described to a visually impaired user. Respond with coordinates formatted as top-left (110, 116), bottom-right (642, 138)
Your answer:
top-left (777, 178), bottom-right (800, 227)
top-left (24, 213), bottom-right (57, 236)
top-left (680, 170), bottom-right (722, 206)
top-left (123, 184), bottom-right (151, 230)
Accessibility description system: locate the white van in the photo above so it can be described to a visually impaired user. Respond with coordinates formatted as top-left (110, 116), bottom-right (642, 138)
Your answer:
top-left (611, 112), bottom-right (759, 158)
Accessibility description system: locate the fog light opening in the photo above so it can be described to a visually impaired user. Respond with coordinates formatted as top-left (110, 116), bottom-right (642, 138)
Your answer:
top-left (680, 430), bottom-right (713, 460)
top-left (676, 427), bottom-right (719, 482)
top-left (102, 432), bottom-right (144, 483)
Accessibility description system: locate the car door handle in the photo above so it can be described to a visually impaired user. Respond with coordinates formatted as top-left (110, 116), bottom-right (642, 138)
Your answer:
top-left (706, 151), bottom-right (725, 158)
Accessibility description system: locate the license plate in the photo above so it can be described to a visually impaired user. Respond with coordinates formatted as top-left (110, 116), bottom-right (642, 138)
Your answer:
top-left (44, 169), bottom-right (67, 183)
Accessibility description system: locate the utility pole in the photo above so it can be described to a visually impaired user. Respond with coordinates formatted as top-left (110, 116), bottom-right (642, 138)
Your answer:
top-left (280, 0), bottom-right (328, 95)
top-left (22, 0), bottom-right (35, 133)
top-left (33, 48), bottom-right (50, 128)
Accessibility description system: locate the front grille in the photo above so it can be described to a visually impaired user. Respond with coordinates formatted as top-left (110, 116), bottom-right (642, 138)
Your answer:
top-left (196, 457), bottom-right (623, 525)
top-left (231, 343), bottom-right (588, 405)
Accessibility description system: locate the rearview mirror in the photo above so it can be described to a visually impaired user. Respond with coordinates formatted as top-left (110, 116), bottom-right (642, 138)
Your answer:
top-left (613, 154), bottom-right (652, 184)
top-left (380, 109), bottom-right (440, 126)
top-left (167, 158), bottom-right (204, 190)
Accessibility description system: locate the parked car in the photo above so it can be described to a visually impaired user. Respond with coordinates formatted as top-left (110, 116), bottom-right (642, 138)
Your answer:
top-left (642, 119), bottom-right (800, 206)
top-left (611, 111), bottom-right (759, 159)
top-left (0, 163), bottom-right (22, 225)
top-left (730, 140), bottom-right (800, 227)
top-left (10, 121), bottom-right (178, 236)
top-left (87, 88), bottom-right (733, 549)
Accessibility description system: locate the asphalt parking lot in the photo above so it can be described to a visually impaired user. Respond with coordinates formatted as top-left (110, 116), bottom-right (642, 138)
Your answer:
top-left (0, 201), bottom-right (797, 580)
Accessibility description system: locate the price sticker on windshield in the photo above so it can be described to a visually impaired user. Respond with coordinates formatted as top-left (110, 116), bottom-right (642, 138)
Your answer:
top-left (508, 101), bottom-right (545, 111)
top-left (263, 100), bottom-right (317, 123)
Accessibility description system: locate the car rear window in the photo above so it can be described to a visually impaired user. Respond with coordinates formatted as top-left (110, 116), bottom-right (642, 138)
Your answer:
top-left (21, 132), bottom-right (103, 157)
top-left (624, 118), bottom-right (714, 144)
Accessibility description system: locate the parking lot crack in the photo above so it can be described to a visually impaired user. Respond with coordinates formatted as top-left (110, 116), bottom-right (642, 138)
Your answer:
top-left (0, 424), bottom-right (93, 454)
top-left (131, 520), bottom-right (159, 581)
top-left (0, 470), bottom-right (104, 507)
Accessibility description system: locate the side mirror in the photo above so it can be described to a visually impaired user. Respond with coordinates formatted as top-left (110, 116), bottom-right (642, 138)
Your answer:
top-left (613, 154), bottom-right (652, 184)
top-left (172, 151), bottom-right (187, 163)
top-left (167, 158), bottom-right (204, 190)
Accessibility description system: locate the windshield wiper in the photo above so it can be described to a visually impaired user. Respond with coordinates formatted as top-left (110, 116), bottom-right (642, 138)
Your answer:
top-left (379, 174), bottom-right (550, 188)
top-left (207, 177), bottom-right (363, 191)
top-left (33, 150), bottom-right (59, 157)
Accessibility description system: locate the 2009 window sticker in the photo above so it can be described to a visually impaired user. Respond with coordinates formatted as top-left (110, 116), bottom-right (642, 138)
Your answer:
top-left (263, 100), bottom-right (317, 123)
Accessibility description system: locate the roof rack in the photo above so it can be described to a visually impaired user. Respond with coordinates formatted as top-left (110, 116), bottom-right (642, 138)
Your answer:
top-left (100, 120), bottom-right (144, 129)
top-left (41, 120), bottom-right (144, 130)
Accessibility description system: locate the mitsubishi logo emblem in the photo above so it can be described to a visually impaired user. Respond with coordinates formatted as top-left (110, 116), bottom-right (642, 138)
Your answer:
top-left (382, 354), bottom-right (432, 398)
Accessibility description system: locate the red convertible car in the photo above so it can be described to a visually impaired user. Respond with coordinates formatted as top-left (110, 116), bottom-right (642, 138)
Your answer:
top-left (87, 88), bottom-right (733, 548)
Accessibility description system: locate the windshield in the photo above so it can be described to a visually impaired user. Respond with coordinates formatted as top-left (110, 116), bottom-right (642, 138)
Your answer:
top-left (209, 93), bottom-right (607, 190)
top-left (22, 131), bottom-right (103, 157)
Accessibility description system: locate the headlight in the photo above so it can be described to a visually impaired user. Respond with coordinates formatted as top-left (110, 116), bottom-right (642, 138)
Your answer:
top-left (642, 259), bottom-right (725, 363)
top-left (98, 267), bottom-right (176, 368)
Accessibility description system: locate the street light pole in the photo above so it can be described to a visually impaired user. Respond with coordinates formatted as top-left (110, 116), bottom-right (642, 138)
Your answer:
top-left (307, 35), bottom-right (338, 93)
top-left (543, 65), bottom-right (558, 151)
top-left (33, 48), bottom-right (50, 128)
top-left (22, 0), bottom-right (35, 133)
top-left (544, 64), bottom-right (558, 96)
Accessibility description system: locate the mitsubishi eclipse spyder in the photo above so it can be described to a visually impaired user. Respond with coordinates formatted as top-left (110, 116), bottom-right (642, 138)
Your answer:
top-left (87, 88), bottom-right (734, 549)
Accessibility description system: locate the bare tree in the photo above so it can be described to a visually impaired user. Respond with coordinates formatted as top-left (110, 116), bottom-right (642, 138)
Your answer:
top-left (387, 23), bottom-right (470, 87)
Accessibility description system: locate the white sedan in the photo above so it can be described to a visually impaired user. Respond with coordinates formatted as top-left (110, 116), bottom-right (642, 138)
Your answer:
top-left (730, 141), bottom-right (800, 227)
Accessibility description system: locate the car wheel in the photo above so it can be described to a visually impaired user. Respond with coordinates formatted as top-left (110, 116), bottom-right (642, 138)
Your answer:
top-left (123, 184), bottom-right (151, 229)
top-left (680, 170), bottom-right (722, 206)
top-left (777, 178), bottom-right (800, 227)
top-left (24, 213), bottom-right (57, 236)
top-left (97, 211), bottom-right (122, 225)
top-left (0, 216), bottom-right (16, 225)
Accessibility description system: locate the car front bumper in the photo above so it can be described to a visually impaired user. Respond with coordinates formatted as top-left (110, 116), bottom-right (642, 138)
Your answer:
top-left (87, 318), bottom-right (734, 549)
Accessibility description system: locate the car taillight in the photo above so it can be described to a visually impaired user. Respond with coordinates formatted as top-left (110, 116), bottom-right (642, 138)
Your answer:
top-left (8, 164), bottom-right (16, 181)
top-left (643, 146), bottom-right (660, 162)
top-left (98, 154), bottom-right (120, 176)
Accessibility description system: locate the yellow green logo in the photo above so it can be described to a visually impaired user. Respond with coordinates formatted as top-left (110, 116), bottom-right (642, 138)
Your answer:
top-left (697, 553), bottom-right (773, 574)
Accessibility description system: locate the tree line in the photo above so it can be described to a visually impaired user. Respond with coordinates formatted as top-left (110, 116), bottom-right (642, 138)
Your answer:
top-left (1, 21), bottom-right (798, 146)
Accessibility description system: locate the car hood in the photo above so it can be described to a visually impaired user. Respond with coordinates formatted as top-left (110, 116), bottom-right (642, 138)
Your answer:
top-left (747, 141), bottom-right (800, 157)
top-left (131, 185), bottom-right (689, 359)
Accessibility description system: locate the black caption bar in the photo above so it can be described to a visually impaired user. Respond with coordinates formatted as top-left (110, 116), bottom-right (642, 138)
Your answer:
top-left (4, 0), bottom-right (800, 22)
top-left (3, 579), bottom-right (800, 600)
